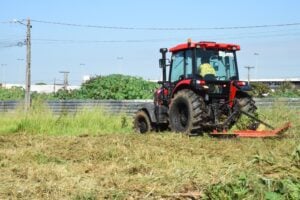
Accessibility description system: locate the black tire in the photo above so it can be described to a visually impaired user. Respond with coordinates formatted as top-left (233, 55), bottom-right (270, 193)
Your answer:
top-left (134, 110), bottom-right (152, 134)
top-left (169, 89), bottom-right (205, 134)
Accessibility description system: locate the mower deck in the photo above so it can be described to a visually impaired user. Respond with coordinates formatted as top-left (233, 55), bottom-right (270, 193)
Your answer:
top-left (211, 122), bottom-right (291, 138)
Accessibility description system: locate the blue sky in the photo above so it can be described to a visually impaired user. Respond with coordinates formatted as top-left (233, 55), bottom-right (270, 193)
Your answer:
top-left (1, 0), bottom-right (300, 85)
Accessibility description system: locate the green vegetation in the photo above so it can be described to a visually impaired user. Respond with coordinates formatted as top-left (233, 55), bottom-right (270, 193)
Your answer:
top-left (272, 81), bottom-right (300, 97)
top-left (1, 77), bottom-right (299, 100)
top-left (0, 86), bottom-right (24, 100)
top-left (0, 75), bottom-right (158, 100)
top-left (48, 74), bottom-right (158, 100)
top-left (250, 81), bottom-right (300, 98)
top-left (0, 102), bottom-right (131, 135)
top-left (78, 74), bottom-right (157, 100)
top-left (0, 101), bottom-right (299, 199)
top-left (249, 82), bottom-right (271, 97)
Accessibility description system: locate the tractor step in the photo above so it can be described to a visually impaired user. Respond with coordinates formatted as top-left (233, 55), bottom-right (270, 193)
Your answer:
top-left (211, 122), bottom-right (291, 138)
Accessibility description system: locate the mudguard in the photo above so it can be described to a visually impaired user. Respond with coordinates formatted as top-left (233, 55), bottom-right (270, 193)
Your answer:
top-left (136, 103), bottom-right (157, 123)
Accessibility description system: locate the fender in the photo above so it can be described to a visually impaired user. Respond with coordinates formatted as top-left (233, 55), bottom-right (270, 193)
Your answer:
top-left (137, 103), bottom-right (156, 123)
top-left (171, 79), bottom-right (192, 97)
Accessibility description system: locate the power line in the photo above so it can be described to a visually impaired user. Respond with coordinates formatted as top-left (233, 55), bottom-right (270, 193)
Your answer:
top-left (32, 38), bottom-right (177, 43)
top-left (30, 19), bottom-right (300, 31)
top-left (30, 30), bottom-right (300, 45)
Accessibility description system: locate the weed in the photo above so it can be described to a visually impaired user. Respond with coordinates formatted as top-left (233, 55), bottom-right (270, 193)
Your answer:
top-left (292, 145), bottom-right (300, 167)
top-left (74, 192), bottom-right (97, 200)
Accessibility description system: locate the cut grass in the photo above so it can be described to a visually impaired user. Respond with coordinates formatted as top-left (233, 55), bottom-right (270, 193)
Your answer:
top-left (0, 101), bottom-right (299, 199)
top-left (0, 134), bottom-right (299, 199)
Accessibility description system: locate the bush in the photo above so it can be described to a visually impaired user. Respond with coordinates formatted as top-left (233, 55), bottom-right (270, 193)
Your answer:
top-left (249, 82), bottom-right (271, 97)
top-left (0, 87), bottom-right (24, 100)
top-left (78, 74), bottom-right (157, 100)
top-left (271, 81), bottom-right (300, 97)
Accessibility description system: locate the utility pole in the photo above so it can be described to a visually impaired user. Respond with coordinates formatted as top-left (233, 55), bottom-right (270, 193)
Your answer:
top-left (13, 18), bottom-right (32, 111)
top-left (245, 66), bottom-right (255, 85)
top-left (59, 71), bottom-right (70, 90)
top-left (25, 18), bottom-right (32, 112)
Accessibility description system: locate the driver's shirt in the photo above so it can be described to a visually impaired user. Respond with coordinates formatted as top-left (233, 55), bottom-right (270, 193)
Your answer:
top-left (199, 63), bottom-right (216, 77)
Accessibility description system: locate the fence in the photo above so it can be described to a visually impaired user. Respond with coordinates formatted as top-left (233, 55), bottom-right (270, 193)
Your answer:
top-left (0, 98), bottom-right (299, 115)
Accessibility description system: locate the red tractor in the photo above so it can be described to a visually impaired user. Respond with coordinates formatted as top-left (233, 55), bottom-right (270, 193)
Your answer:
top-left (134, 40), bottom-right (290, 137)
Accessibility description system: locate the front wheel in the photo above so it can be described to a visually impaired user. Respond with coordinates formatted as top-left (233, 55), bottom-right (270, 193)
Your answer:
top-left (133, 110), bottom-right (152, 133)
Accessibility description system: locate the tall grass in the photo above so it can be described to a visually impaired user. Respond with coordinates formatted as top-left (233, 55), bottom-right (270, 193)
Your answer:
top-left (0, 100), bottom-right (132, 135)
top-left (0, 100), bottom-right (298, 137)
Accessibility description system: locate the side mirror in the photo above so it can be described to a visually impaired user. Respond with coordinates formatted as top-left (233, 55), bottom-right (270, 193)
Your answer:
top-left (159, 59), bottom-right (165, 68)
top-left (159, 58), bottom-right (170, 68)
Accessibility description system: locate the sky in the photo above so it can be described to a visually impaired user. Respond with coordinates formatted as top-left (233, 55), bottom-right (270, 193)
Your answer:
top-left (0, 0), bottom-right (300, 85)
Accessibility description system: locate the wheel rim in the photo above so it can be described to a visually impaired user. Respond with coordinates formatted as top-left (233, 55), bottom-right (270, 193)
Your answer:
top-left (137, 117), bottom-right (148, 133)
top-left (175, 102), bottom-right (189, 130)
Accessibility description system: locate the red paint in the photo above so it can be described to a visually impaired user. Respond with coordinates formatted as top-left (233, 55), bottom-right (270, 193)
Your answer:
top-left (197, 80), bottom-right (206, 85)
top-left (172, 79), bottom-right (192, 96)
top-left (169, 41), bottom-right (240, 53)
top-left (229, 81), bottom-right (237, 107)
top-left (211, 122), bottom-right (291, 138)
top-left (232, 122), bottom-right (291, 138)
top-left (155, 88), bottom-right (169, 105)
top-left (236, 81), bottom-right (246, 87)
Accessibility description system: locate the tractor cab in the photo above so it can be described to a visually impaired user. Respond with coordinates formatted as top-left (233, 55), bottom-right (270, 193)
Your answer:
top-left (169, 41), bottom-right (239, 83)
top-left (159, 40), bottom-right (246, 105)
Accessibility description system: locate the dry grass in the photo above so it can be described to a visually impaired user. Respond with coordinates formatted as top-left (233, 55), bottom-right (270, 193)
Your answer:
top-left (0, 102), bottom-right (299, 199)
top-left (0, 132), bottom-right (299, 199)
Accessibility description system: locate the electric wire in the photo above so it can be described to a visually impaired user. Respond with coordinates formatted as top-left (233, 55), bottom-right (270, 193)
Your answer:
top-left (30, 19), bottom-right (300, 30)
top-left (31, 31), bottom-right (300, 45)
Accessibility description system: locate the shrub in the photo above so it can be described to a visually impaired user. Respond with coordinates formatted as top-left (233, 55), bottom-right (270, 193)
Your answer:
top-left (79, 74), bottom-right (157, 100)
top-left (0, 86), bottom-right (24, 100)
top-left (249, 82), bottom-right (271, 97)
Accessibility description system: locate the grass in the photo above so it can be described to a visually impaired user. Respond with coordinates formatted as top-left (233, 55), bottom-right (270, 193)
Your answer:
top-left (0, 101), bottom-right (132, 135)
top-left (0, 101), bottom-right (299, 199)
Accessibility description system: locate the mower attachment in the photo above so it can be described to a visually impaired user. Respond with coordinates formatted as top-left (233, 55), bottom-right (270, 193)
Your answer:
top-left (211, 122), bottom-right (291, 138)
top-left (210, 108), bottom-right (292, 138)
top-left (232, 122), bottom-right (291, 138)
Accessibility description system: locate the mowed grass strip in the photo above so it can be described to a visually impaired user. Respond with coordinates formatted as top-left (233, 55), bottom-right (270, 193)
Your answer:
top-left (0, 133), bottom-right (299, 199)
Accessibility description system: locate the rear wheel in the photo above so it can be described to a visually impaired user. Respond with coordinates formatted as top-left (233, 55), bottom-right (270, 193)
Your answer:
top-left (169, 89), bottom-right (205, 134)
top-left (134, 110), bottom-right (152, 133)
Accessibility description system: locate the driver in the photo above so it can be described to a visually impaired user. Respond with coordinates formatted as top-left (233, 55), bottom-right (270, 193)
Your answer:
top-left (198, 57), bottom-right (216, 79)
